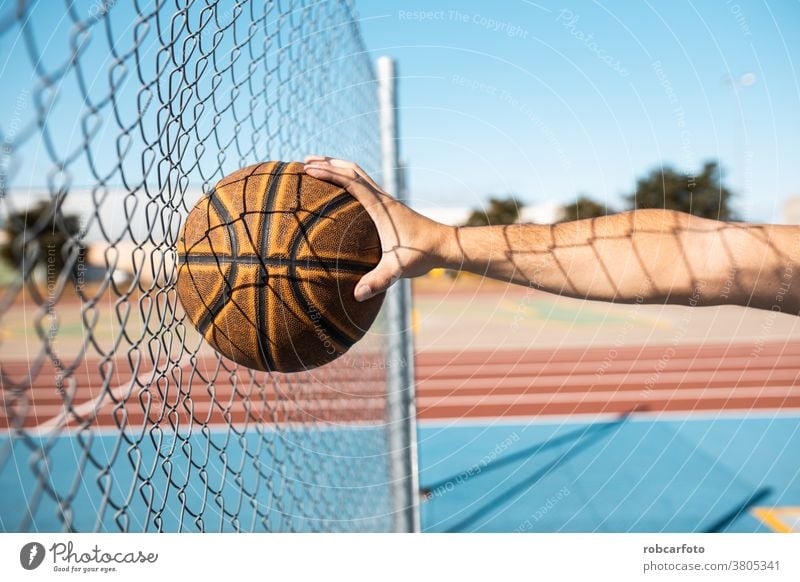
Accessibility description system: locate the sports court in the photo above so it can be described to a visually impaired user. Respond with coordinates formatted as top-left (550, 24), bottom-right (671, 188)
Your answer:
top-left (2, 1), bottom-right (800, 535)
top-left (411, 282), bottom-right (800, 533)
top-left (3, 280), bottom-right (799, 532)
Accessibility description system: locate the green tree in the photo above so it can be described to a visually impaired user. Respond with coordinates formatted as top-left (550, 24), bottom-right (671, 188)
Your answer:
top-left (464, 196), bottom-right (522, 227)
top-left (625, 161), bottom-right (735, 220)
top-left (0, 200), bottom-right (84, 287)
top-left (560, 195), bottom-right (614, 222)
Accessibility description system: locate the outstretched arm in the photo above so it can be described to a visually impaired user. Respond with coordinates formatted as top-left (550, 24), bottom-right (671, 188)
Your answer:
top-left (304, 157), bottom-right (800, 315)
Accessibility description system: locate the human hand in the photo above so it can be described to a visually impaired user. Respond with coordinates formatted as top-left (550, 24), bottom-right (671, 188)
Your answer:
top-left (304, 156), bottom-right (453, 301)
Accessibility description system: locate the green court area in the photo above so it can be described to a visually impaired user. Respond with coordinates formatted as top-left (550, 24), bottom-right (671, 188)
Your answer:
top-left (411, 279), bottom-right (800, 352)
top-left (5, 278), bottom-right (800, 359)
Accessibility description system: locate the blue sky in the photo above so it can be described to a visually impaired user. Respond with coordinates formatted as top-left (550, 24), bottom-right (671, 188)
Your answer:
top-left (356, 0), bottom-right (800, 222)
top-left (1, 1), bottom-right (797, 225)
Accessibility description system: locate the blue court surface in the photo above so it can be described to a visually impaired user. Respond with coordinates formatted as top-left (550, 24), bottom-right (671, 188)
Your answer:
top-left (2, 414), bottom-right (799, 532)
top-left (418, 413), bottom-right (800, 532)
top-left (0, 427), bottom-right (394, 533)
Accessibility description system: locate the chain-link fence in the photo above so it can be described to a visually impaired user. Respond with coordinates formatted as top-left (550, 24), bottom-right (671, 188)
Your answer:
top-left (0, 0), bottom-right (405, 532)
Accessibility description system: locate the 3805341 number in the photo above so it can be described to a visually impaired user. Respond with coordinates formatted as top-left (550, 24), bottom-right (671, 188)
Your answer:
top-left (730, 560), bottom-right (779, 571)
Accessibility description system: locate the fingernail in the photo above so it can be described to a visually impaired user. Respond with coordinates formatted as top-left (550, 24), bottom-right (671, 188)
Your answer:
top-left (355, 284), bottom-right (372, 302)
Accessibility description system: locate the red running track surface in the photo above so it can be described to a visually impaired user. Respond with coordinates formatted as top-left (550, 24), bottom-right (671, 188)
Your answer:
top-left (2, 341), bottom-right (799, 431)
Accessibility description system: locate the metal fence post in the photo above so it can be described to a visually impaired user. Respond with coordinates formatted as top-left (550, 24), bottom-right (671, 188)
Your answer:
top-left (377, 56), bottom-right (420, 533)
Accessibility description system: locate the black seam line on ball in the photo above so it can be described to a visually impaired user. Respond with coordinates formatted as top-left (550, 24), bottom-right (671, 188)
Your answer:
top-left (213, 165), bottom-right (317, 189)
top-left (177, 254), bottom-right (375, 274)
top-left (179, 206), bottom-right (346, 258)
top-left (215, 166), bottom-right (291, 188)
top-left (195, 188), bottom-right (239, 337)
top-left (287, 192), bottom-right (360, 349)
top-left (256, 161), bottom-right (287, 371)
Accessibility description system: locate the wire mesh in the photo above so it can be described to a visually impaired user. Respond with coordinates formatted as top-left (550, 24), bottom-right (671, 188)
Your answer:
top-left (0, 0), bottom-right (396, 532)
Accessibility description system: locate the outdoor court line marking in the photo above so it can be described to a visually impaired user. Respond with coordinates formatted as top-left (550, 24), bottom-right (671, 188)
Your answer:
top-left (3, 419), bottom-right (390, 438)
top-left (18, 385), bottom-right (387, 402)
top-left (12, 396), bottom-right (387, 420)
top-left (415, 386), bottom-right (800, 406)
top-left (415, 370), bottom-right (800, 390)
top-left (751, 507), bottom-right (800, 533)
top-left (413, 341), bottom-right (800, 358)
top-left (413, 357), bottom-right (800, 375)
top-left (416, 408), bottom-right (800, 427)
top-left (8, 409), bottom-right (799, 436)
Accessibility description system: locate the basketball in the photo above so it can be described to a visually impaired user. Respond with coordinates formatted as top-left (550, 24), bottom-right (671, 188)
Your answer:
top-left (176, 161), bottom-right (384, 373)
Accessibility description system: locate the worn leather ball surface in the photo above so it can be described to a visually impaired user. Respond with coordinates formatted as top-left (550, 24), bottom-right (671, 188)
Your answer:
top-left (176, 161), bottom-right (384, 372)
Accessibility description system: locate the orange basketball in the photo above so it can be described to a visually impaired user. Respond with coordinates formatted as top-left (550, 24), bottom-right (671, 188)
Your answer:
top-left (176, 161), bottom-right (384, 372)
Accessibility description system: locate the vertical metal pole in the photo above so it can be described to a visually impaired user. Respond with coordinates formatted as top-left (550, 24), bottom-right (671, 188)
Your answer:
top-left (377, 56), bottom-right (420, 533)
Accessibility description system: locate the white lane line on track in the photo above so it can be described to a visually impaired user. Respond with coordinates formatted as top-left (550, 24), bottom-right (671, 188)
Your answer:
top-left (416, 408), bottom-right (800, 426)
top-left (416, 385), bottom-right (800, 407)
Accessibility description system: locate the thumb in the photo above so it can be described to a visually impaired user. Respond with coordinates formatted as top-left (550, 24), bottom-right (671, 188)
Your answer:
top-left (354, 258), bottom-right (400, 302)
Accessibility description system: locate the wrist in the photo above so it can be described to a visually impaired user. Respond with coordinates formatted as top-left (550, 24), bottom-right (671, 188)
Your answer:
top-left (431, 223), bottom-right (461, 271)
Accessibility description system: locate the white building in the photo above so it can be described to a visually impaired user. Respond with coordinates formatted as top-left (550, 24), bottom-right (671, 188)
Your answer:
top-left (414, 201), bottom-right (564, 226)
top-left (783, 196), bottom-right (800, 224)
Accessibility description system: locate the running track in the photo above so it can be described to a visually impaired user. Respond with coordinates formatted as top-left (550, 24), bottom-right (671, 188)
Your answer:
top-left (2, 340), bottom-right (799, 431)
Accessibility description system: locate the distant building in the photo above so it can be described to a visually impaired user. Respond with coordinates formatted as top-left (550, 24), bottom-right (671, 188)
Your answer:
top-left (519, 202), bottom-right (565, 224)
top-left (413, 207), bottom-right (471, 226)
top-left (783, 196), bottom-right (800, 224)
top-left (415, 202), bottom-right (564, 226)
top-left (2, 189), bottom-right (190, 287)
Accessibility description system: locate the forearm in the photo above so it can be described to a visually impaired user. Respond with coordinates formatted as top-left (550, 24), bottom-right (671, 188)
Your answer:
top-left (300, 159), bottom-right (800, 310)
top-left (437, 209), bottom-right (800, 314)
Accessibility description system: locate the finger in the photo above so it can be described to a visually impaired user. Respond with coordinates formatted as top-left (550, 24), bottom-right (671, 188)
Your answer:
top-left (304, 157), bottom-right (384, 192)
top-left (304, 163), bottom-right (359, 189)
top-left (325, 158), bottom-right (382, 190)
top-left (306, 163), bottom-right (402, 253)
top-left (304, 155), bottom-right (332, 164)
top-left (304, 164), bottom-right (384, 210)
top-left (354, 258), bottom-right (400, 302)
